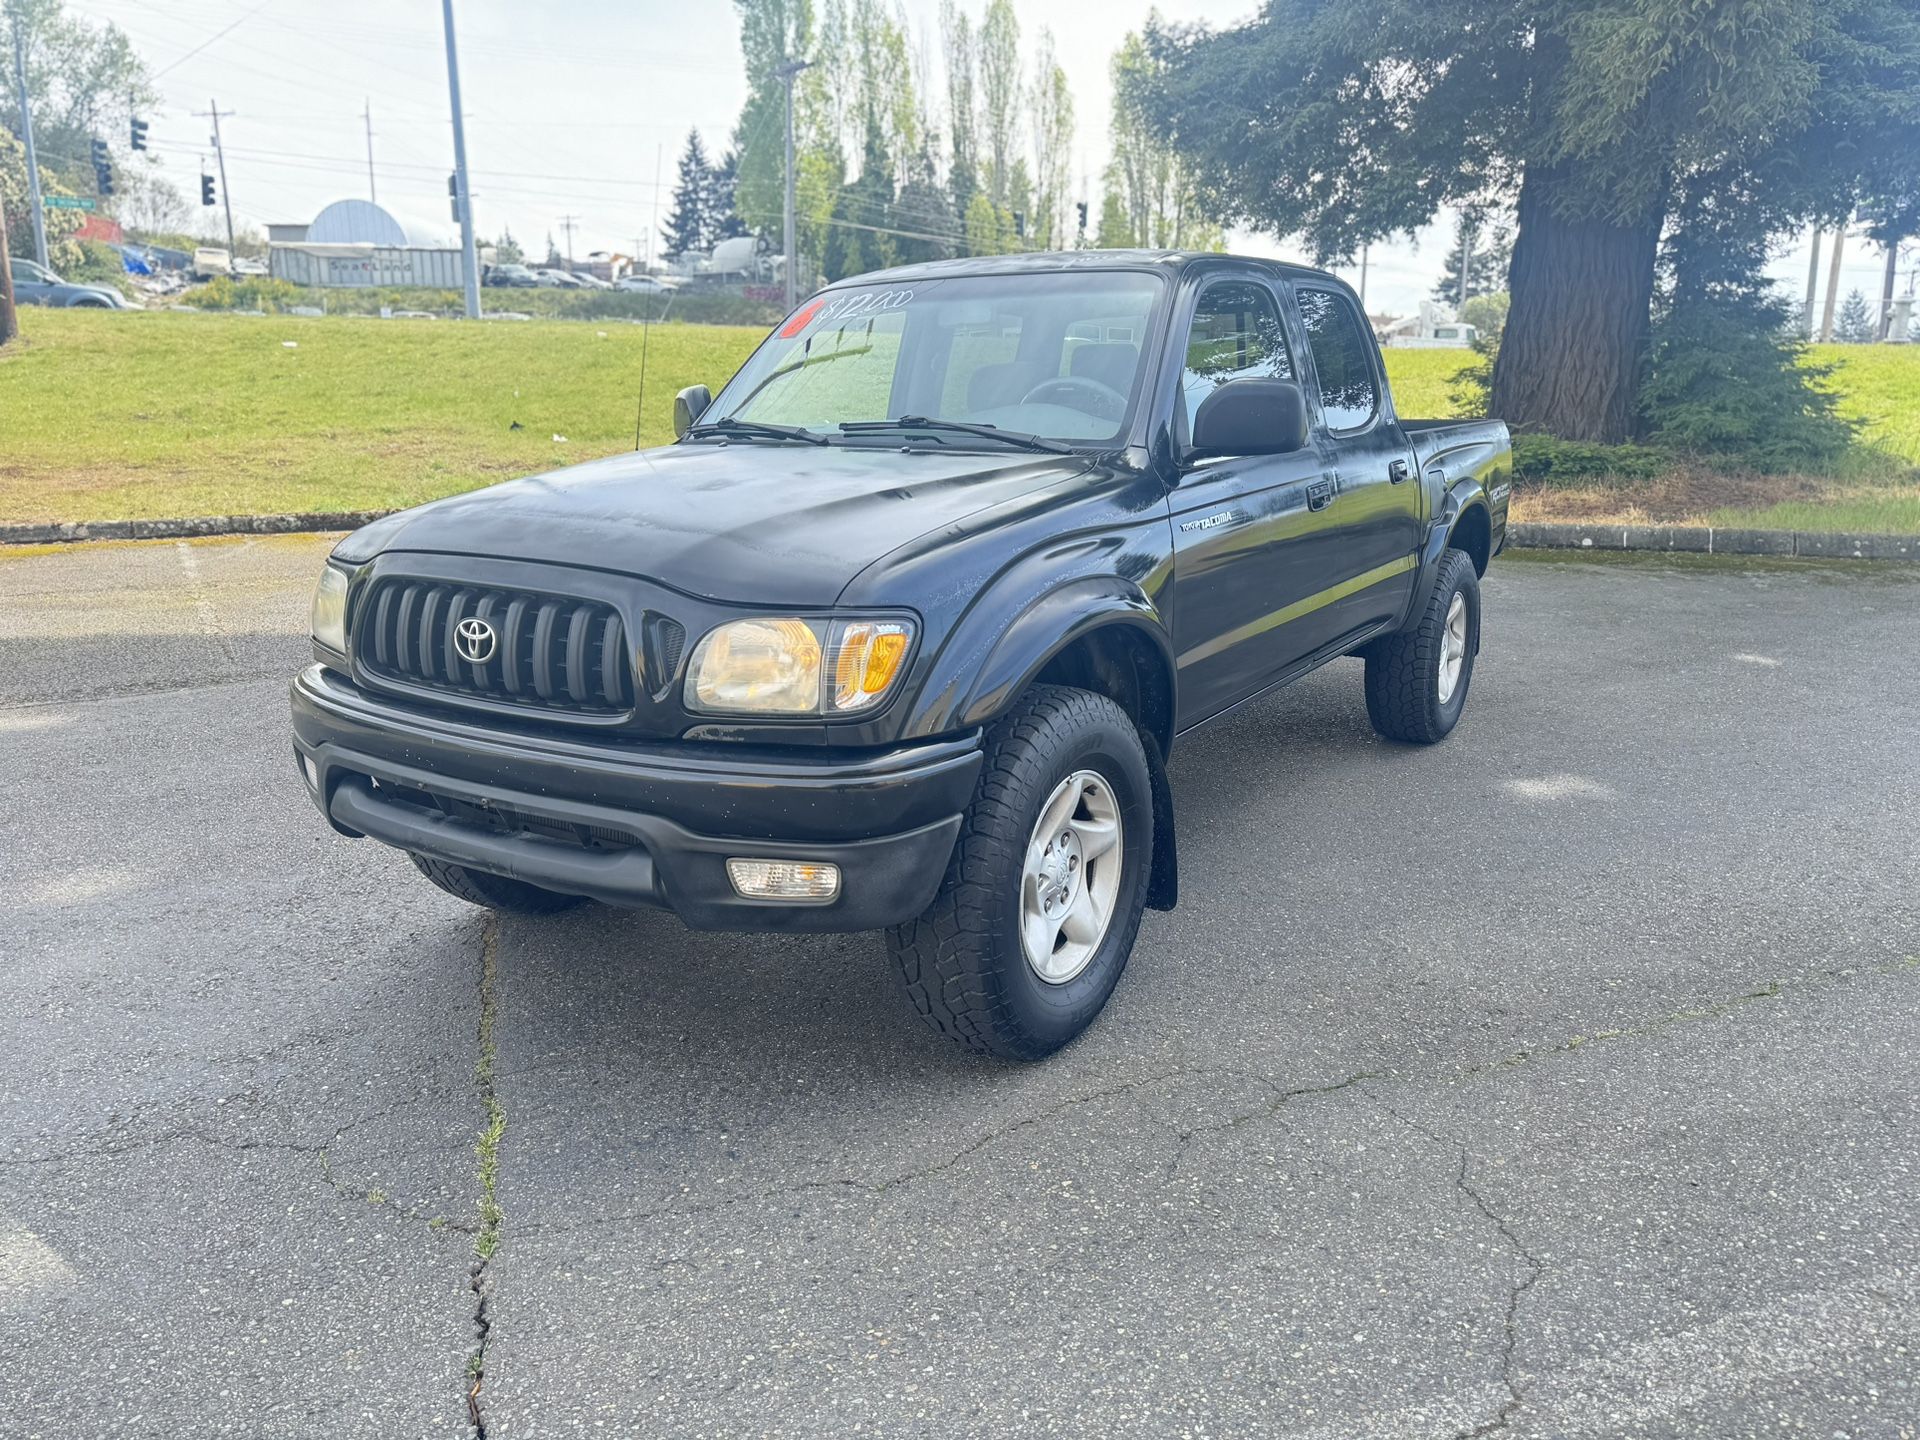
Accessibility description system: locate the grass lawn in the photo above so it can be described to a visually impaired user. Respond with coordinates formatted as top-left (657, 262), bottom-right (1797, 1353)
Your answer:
top-left (0, 309), bottom-right (764, 523)
top-left (1, 309), bottom-right (1915, 530)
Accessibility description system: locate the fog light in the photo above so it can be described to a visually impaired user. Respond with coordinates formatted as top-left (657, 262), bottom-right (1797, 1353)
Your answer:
top-left (726, 858), bottom-right (840, 902)
top-left (300, 755), bottom-right (320, 792)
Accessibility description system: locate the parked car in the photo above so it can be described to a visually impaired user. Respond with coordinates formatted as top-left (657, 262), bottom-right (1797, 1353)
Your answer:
top-left (614, 274), bottom-right (678, 295)
top-left (231, 256), bottom-right (269, 277)
top-left (291, 252), bottom-right (1511, 1060)
top-left (7, 258), bottom-right (136, 309)
top-left (533, 268), bottom-right (586, 288)
top-left (483, 264), bottom-right (538, 288)
top-left (190, 247), bottom-right (232, 281)
top-left (568, 271), bottom-right (613, 289)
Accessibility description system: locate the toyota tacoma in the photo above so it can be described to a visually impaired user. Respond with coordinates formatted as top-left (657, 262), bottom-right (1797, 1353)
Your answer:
top-left (291, 251), bottom-right (1510, 1060)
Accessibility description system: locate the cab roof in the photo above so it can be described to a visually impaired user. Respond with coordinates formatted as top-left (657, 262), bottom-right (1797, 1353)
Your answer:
top-left (824, 248), bottom-right (1349, 290)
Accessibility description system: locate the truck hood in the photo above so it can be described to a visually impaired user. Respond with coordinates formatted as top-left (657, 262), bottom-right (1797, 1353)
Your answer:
top-left (339, 442), bottom-right (1097, 606)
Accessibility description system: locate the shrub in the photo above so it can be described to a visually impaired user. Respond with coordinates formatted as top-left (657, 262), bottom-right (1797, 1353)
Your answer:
top-left (67, 241), bottom-right (136, 298)
top-left (1511, 434), bottom-right (1669, 487)
top-left (179, 277), bottom-right (307, 312)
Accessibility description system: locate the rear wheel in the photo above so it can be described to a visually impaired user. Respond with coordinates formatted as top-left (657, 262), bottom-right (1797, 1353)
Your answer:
top-left (886, 685), bottom-right (1153, 1061)
top-left (407, 852), bottom-right (587, 915)
top-left (1363, 547), bottom-right (1480, 744)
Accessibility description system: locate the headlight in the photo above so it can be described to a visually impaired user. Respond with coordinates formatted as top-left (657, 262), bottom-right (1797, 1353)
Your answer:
top-left (686, 616), bottom-right (914, 716)
top-left (310, 564), bottom-right (350, 654)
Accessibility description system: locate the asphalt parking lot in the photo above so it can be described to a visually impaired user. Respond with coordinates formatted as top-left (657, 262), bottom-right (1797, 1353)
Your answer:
top-left (2, 535), bottom-right (1916, 1439)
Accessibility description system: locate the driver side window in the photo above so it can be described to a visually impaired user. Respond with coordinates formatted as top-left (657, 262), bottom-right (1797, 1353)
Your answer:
top-left (1180, 280), bottom-right (1293, 436)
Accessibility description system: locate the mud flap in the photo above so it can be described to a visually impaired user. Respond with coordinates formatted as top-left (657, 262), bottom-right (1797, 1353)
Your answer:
top-left (1144, 735), bottom-right (1178, 911)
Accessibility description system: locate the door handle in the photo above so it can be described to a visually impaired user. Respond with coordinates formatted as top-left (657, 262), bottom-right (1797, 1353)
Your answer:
top-left (1306, 478), bottom-right (1335, 511)
top-left (1389, 458), bottom-right (1411, 483)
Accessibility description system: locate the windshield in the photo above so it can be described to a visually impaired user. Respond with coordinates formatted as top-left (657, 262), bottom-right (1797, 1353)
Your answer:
top-left (704, 271), bottom-right (1165, 447)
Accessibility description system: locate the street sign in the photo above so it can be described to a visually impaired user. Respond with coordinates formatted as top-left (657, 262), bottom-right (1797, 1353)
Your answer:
top-left (43, 195), bottom-right (97, 211)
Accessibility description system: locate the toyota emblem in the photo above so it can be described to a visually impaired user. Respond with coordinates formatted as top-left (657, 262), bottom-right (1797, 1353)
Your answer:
top-left (454, 616), bottom-right (498, 664)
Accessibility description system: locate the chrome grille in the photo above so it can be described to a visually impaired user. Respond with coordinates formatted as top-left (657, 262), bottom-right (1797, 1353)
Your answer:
top-left (356, 578), bottom-right (634, 715)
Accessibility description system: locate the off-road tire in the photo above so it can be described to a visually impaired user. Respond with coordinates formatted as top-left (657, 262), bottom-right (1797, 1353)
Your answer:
top-left (407, 852), bottom-right (587, 915)
top-left (1364, 546), bottom-right (1480, 744)
top-left (885, 684), bottom-right (1154, 1062)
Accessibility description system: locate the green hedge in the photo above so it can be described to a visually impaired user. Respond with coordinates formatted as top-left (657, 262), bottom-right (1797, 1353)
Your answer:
top-left (173, 279), bottom-right (781, 328)
top-left (1511, 434), bottom-right (1671, 486)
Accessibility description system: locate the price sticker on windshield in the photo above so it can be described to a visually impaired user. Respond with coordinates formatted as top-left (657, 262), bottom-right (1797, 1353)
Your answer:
top-left (777, 287), bottom-right (914, 339)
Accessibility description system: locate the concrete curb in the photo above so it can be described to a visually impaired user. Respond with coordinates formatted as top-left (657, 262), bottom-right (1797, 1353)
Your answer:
top-left (1, 512), bottom-right (1915, 563)
top-left (1506, 522), bottom-right (1919, 562)
top-left (0, 511), bottom-right (392, 546)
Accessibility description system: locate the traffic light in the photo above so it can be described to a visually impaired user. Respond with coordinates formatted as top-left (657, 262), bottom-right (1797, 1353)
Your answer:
top-left (1012, 210), bottom-right (1026, 240)
top-left (448, 172), bottom-right (460, 223)
top-left (1076, 201), bottom-right (1088, 234)
top-left (90, 138), bottom-right (113, 197)
top-left (130, 117), bottom-right (149, 151)
top-left (201, 173), bottom-right (216, 206)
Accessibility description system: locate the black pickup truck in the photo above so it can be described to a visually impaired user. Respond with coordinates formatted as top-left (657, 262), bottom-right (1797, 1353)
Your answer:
top-left (292, 251), bottom-right (1510, 1060)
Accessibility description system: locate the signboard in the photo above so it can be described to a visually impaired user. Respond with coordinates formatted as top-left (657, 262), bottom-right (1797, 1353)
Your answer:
top-left (44, 196), bottom-right (98, 211)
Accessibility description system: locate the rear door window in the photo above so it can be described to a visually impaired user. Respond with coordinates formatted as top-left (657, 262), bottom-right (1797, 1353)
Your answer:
top-left (1298, 286), bottom-right (1380, 430)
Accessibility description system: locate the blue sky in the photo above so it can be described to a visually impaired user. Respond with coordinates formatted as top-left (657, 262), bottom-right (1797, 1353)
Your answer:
top-left (76, 0), bottom-right (1904, 320)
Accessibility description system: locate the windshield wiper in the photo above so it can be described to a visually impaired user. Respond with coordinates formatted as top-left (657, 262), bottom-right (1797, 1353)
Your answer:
top-left (685, 416), bottom-right (829, 446)
top-left (839, 416), bottom-right (1074, 454)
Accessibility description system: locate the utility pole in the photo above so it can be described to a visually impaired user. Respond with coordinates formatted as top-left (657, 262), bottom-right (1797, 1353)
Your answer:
top-left (11, 13), bottom-right (48, 267)
top-left (1879, 237), bottom-right (1900, 342)
top-left (776, 57), bottom-right (812, 309)
top-left (0, 195), bottom-right (17, 346)
top-left (1456, 221), bottom-right (1474, 312)
top-left (1819, 221), bottom-right (1847, 342)
top-left (192, 101), bottom-right (238, 260)
top-left (440, 0), bottom-right (482, 320)
top-left (363, 98), bottom-right (377, 205)
top-left (1803, 227), bottom-right (1823, 339)
top-left (558, 214), bottom-right (579, 270)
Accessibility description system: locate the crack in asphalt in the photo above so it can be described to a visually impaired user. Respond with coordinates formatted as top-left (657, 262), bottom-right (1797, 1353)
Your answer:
top-left (466, 916), bottom-right (506, 1438)
top-left (514, 952), bottom-right (1918, 1245)
top-left (1163, 1069), bottom-right (1382, 1180)
top-left (1381, 1101), bottom-right (1547, 1438)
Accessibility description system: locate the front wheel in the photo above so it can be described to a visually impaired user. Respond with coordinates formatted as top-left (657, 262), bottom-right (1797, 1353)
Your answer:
top-left (1363, 547), bottom-right (1481, 744)
top-left (886, 685), bottom-right (1154, 1061)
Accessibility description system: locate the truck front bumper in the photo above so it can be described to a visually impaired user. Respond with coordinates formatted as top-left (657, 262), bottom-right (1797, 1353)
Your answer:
top-left (290, 665), bottom-right (981, 932)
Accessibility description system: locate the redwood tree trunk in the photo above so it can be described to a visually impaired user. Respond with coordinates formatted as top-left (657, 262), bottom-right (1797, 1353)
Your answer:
top-left (1490, 164), bottom-right (1663, 443)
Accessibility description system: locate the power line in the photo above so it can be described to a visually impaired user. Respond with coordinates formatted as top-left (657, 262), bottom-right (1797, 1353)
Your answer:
top-left (152, 0), bottom-right (280, 80)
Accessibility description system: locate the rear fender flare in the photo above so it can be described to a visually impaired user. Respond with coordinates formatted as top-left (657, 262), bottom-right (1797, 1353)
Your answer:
top-left (1403, 480), bottom-right (1490, 633)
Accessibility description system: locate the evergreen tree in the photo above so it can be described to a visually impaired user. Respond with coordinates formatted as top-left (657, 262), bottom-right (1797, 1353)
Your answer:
top-left (893, 161), bottom-right (959, 266)
top-left (1641, 185), bottom-right (1852, 469)
top-left (823, 115), bottom-right (896, 281)
top-left (662, 129), bottom-right (713, 259)
top-left (1432, 216), bottom-right (1512, 308)
top-left (493, 229), bottom-right (524, 264)
top-left (708, 149), bottom-right (747, 242)
top-left (543, 232), bottom-right (562, 268)
top-left (1834, 289), bottom-right (1874, 344)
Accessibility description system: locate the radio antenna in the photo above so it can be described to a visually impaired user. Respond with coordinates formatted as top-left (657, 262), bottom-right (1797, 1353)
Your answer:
top-left (634, 142), bottom-right (665, 450)
top-left (632, 287), bottom-right (675, 448)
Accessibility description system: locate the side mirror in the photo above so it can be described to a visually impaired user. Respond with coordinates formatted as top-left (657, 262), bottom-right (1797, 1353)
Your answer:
top-left (673, 384), bottom-right (713, 440)
top-left (1189, 379), bottom-right (1310, 458)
